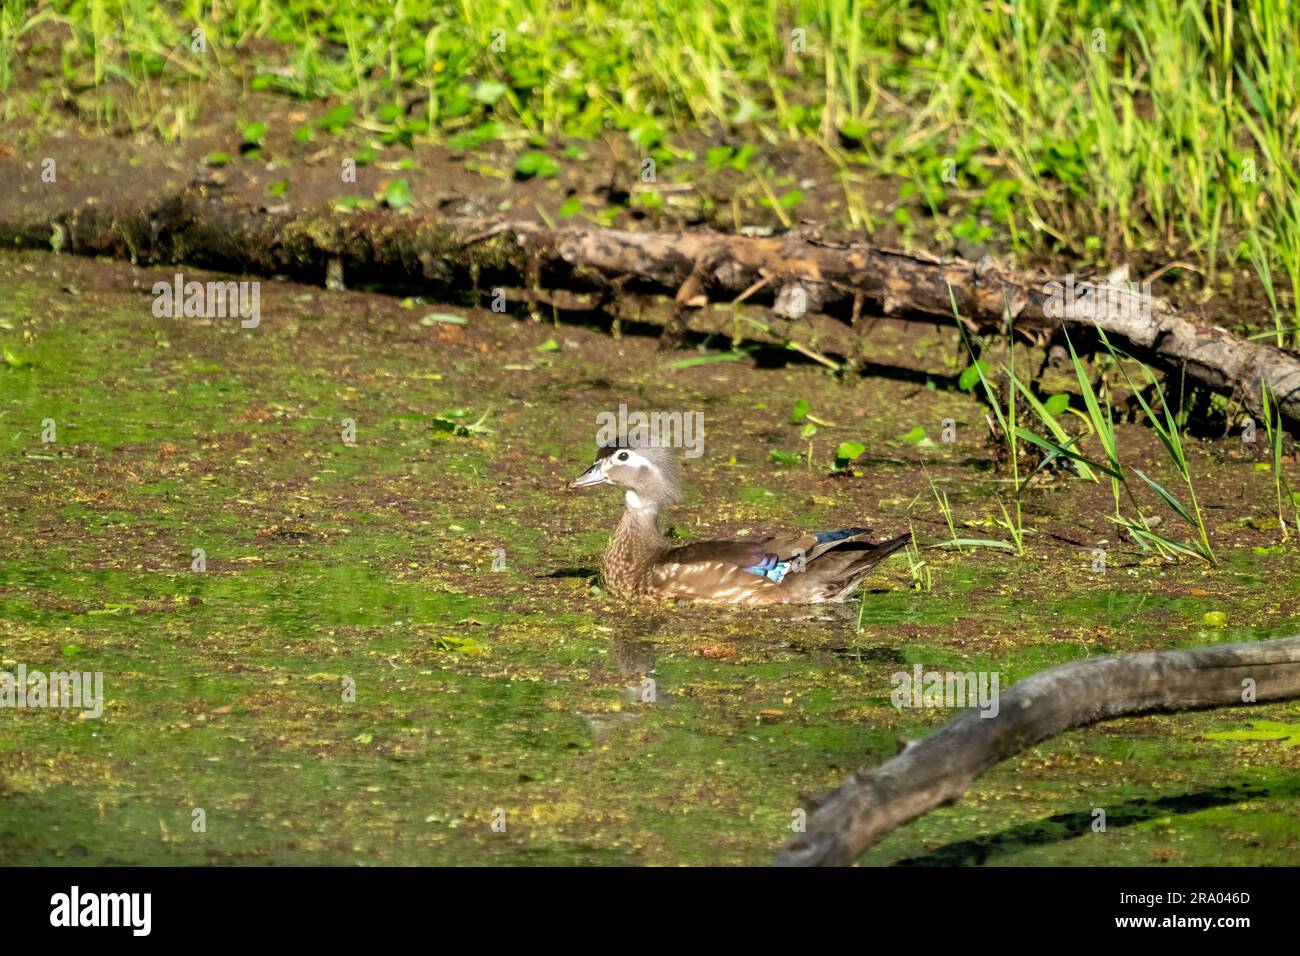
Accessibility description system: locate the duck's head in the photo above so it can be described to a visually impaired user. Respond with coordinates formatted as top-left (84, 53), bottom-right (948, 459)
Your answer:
top-left (569, 441), bottom-right (682, 509)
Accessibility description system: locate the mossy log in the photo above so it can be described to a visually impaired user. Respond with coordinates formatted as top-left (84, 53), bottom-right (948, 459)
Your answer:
top-left (774, 635), bottom-right (1300, 866)
top-left (3, 187), bottom-right (1298, 425)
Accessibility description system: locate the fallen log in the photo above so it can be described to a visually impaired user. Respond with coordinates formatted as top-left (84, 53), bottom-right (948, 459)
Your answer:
top-left (774, 635), bottom-right (1300, 866)
top-left (3, 186), bottom-right (1299, 425)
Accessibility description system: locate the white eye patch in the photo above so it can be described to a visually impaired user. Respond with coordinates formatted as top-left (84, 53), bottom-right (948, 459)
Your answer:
top-left (605, 450), bottom-right (650, 470)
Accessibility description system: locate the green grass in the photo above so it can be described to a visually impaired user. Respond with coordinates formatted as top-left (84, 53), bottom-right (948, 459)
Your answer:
top-left (955, 291), bottom-right (1028, 554)
top-left (3, 1), bottom-right (1299, 341)
top-left (1261, 380), bottom-right (1300, 540)
top-left (947, 279), bottom-right (1220, 564)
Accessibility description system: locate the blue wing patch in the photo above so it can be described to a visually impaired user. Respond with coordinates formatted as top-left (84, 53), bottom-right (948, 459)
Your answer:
top-left (745, 553), bottom-right (791, 583)
top-left (744, 530), bottom-right (868, 582)
top-left (815, 527), bottom-right (869, 544)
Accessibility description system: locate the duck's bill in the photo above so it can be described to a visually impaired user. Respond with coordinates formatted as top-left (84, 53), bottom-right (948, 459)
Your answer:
top-left (569, 463), bottom-right (608, 488)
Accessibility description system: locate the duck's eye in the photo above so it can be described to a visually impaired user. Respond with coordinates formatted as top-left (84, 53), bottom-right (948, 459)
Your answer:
top-left (617, 451), bottom-right (630, 462)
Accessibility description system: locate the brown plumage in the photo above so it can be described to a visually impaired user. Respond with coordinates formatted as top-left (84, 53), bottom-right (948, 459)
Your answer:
top-left (569, 441), bottom-right (907, 604)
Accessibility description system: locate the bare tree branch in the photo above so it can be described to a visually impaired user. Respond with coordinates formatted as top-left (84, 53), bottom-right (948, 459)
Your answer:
top-left (774, 636), bottom-right (1300, 866)
top-left (4, 190), bottom-right (1299, 424)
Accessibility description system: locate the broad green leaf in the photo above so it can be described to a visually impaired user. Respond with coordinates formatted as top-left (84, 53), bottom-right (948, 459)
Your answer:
top-left (447, 121), bottom-right (503, 151)
top-left (706, 146), bottom-right (734, 167)
top-left (515, 149), bottom-right (560, 178)
top-left (474, 81), bottom-right (507, 105)
top-left (315, 104), bottom-right (354, 131)
top-left (836, 441), bottom-right (866, 461)
top-left (383, 178), bottom-right (413, 209)
top-left (1044, 393), bottom-right (1070, 416)
top-left (958, 360), bottom-right (989, 392)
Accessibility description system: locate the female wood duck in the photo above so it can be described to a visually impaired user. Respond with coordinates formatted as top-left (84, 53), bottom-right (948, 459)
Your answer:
top-left (569, 442), bottom-right (907, 605)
